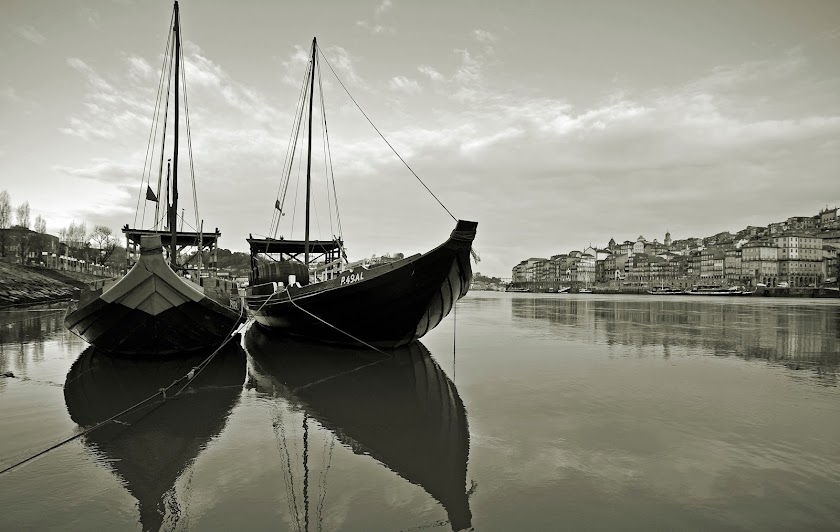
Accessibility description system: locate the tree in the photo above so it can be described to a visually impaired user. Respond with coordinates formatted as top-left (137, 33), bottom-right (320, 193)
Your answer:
top-left (0, 190), bottom-right (10, 257)
top-left (34, 215), bottom-right (46, 234)
top-left (0, 190), bottom-right (10, 229)
top-left (60, 221), bottom-right (88, 259)
top-left (90, 225), bottom-right (117, 265)
top-left (15, 201), bottom-right (30, 229)
top-left (31, 214), bottom-right (48, 263)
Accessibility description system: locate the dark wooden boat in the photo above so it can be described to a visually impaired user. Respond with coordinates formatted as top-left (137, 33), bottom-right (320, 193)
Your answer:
top-left (244, 38), bottom-right (477, 347)
top-left (64, 343), bottom-right (246, 532)
top-left (245, 328), bottom-right (472, 531)
top-left (64, 2), bottom-right (243, 356)
top-left (65, 235), bottom-right (242, 356)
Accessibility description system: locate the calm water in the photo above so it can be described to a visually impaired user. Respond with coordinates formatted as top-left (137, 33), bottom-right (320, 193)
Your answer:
top-left (1, 293), bottom-right (839, 531)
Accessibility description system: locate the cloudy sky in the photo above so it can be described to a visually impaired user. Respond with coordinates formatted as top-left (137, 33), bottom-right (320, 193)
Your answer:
top-left (1, 0), bottom-right (839, 276)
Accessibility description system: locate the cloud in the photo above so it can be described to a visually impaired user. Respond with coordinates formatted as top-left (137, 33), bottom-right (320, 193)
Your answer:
top-left (375, 0), bottom-right (392, 16)
top-left (472, 29), bottom-right (497, 44)
top-left (79, 7), bottom-right (101, 29)
top-left (356, 20), bottom-right (395, 35)
top-left (357, 0), bottom-right (396, 35)
top-left (320, 45), bottom-right (368, 89)
top-left (1, 87), bottom-right (39, 113)
top-left (54, 159), bottom-right (138, 186)
top-left (417, 65), bottom-right (444, 82)
top-left (125, 55), bottom-right (152, 80)
top-left (15, 25), bottom-right (46, 45)
top-left (388, 76), bottom-right (421, 94)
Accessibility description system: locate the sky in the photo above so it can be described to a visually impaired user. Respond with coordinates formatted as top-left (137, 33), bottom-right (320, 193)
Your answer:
top-left (1, 0), bottom-right (839, 277)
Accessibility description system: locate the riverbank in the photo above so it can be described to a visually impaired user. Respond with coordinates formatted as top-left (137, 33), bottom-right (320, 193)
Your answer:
top-left (0, 262), bottom-right (112, 308)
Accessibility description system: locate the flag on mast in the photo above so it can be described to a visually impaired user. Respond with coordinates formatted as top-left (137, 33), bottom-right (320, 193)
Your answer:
top-left (146, 186), bottom-right (158, 202)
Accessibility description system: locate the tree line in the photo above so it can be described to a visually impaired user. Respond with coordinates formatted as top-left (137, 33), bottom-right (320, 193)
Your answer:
top-left (0, 189), bottom-right (118, 266)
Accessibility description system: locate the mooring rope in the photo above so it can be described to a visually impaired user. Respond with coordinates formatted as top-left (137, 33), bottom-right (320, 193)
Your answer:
top-left (0, 303), bottom-right (247, 477)
top-left (283, 290), bottom-right (389, 356)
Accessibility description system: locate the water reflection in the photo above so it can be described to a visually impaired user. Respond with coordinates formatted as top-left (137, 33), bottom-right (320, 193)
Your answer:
top-left (245, 327), bottom-right (472, 532)
top-left (511, 297), bottom-right (840, 380)
top-left (63, 343), bottom-right (246, 531)
top-left (0, 306), bottom-right (67, 367)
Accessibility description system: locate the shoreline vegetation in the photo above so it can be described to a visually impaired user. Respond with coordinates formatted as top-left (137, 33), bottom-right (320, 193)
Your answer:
top-left (0, 262), bottom-right (112, 309)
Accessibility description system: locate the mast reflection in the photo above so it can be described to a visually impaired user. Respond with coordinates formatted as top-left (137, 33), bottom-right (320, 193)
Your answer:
top-left (63, 343), bottom-right (246, 531)
top-left (245, 326), bottom-right (472, 531)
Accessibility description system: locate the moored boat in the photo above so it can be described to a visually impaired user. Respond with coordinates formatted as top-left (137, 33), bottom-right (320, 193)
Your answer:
top-left (64, 2), bottom-right (243, 356)
top-left (505, 285), bottom-right (530, 293)
top-left (685, 285), bottom-right (744, 296)
top-left (244, 38), bottom-right (476, 347)
top-left (647, 287), bottom-right (685, 295)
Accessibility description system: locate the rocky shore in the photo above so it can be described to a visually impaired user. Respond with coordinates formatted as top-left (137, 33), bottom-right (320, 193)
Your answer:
top-left (0, 262), bottom-right (111, 308)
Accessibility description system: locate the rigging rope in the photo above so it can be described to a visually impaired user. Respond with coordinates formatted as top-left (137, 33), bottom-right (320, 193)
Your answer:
top-left (134, 10), bottom-right (175, 228)
top-left (317, 47), bottom-right (457, 222)
top-left (178, 35), bottom-right (201, 234)
top-left (271, 59), bottom-right (312, 238)
top-left (0, 304), bottom-right (247, 478)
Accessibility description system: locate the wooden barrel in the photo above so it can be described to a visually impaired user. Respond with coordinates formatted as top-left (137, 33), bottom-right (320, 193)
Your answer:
top-left (260, 261), bottom-right (309, 285)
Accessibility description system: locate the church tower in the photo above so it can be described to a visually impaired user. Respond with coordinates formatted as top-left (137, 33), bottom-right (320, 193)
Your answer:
top-left (608, 237), bottom-right (616, 251)
top-left (664, 230), bottom-right (672, 248)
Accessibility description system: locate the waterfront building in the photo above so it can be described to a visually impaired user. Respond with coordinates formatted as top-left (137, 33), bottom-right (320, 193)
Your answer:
top-left (512, 260), bottom-right (528, 283)
top-left (688, 250), bottom-right (702, 279)
top-left (742, 240), bottom-right (779, 286)
top-left (577, 254), bottom-right (595, 284)
top-left (724, 248), bottom-right (747, 285)
top-left (773, 233), bottom-right (823, 287)
top-left (700, 249), bottom-right (725, 283)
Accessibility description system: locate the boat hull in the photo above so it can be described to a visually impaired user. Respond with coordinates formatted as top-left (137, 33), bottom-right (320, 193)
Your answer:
top-left (245, 220), bottom-right (476, 347)
top-left (64, 236), bottom-right (243, 357)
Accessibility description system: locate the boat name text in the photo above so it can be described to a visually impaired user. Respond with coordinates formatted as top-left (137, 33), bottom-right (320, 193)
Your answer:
top-left (341, 272), bottom-right (364, 285)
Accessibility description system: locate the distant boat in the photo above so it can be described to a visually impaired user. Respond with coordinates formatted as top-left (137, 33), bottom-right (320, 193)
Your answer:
top-left (685, 285), bottom-right (744, 296)
top-left (578, 287), bottom-right (593, 294)
top-left (505, 286), bottom-right (530, 293)
top-left (243, 38), bottom-right (476, 348)
top-left (245, 329), bottom-right (472, 532)
top-left (557, 286), bottom-right (570, 294)
top-left (647, 287), bottom-right (685, 295)
top-left (64, 2), bottom-right (243, 356)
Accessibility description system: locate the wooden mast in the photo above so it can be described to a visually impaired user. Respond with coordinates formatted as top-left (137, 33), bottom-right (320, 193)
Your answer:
top-left (304, 37), bottom-right (316, 270)
top-left (170, 1), bottom-right (181, 269)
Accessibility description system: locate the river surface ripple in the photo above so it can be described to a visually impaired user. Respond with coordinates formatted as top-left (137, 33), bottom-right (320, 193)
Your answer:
top-left (0, 293), bottom-right (838, 531)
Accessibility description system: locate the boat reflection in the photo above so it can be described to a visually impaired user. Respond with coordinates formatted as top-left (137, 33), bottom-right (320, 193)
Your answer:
top-left (63, 342), bottom-right (246, 531)
top-left (245, 326), bottom-right (472, 531)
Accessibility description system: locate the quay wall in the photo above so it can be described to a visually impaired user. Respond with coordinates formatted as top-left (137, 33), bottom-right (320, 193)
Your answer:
top-left (0, 262), bottom-right (112, 308)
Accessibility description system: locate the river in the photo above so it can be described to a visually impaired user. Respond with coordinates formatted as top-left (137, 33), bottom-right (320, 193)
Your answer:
top-left (1, 293), bottom-right (838, 531)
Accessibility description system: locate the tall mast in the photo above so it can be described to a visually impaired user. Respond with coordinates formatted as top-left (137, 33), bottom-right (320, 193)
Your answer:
top-left (170, 1), bottom-right (181, 268)
top-left (304, 37), bottom-right (316, 269)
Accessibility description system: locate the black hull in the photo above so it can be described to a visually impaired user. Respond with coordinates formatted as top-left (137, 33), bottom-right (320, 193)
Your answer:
top-left (245, 329), bottom-right (472, 531)
top-left (64, 236), bottom-right (243, 357)
top-left (245, 220), bottom-right (476, 347)
top-left (64, 344), bottom-right (246, 532)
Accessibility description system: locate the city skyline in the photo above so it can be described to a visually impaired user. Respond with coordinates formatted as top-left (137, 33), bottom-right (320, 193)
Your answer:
top-left (2, 0), bottom-right (840, 277)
